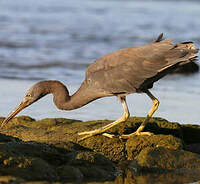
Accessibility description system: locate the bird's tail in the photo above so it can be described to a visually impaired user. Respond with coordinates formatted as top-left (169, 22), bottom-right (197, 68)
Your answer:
top-left (176, 42), bottom-right (199, 65)
top-left (158, 41), bottom-right (199, 72)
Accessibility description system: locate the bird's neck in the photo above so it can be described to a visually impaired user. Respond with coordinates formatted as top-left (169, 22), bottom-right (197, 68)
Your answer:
top-left (49, 81), bottom-right (102, 110)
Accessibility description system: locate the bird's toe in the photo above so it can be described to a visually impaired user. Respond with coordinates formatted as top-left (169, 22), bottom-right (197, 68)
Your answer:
top-left (119, 131), bottom-right (154, 139)
top-left (78, 129), bottom-right (97, 135)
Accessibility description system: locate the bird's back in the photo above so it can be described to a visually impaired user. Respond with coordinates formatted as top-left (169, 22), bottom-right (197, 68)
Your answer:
top-left (85, 39), bottom-right (198, 95)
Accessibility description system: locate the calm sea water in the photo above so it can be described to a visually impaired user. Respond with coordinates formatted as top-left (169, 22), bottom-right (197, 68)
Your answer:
top-left (0, 0), bottom-right (200, 81)
top-left (0, 0), bottom-right (200, 125)
top-left (0, 0), bottom-right (200, 121)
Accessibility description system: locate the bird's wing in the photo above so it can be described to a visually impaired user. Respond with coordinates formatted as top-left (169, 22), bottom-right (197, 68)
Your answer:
top-left (86, 39), bottom-right (198, 94)
top-left (86, 39), bottom-right (172, 77)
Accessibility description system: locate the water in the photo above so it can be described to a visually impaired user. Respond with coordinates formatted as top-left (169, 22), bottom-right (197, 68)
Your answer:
top-left (0, 0), bottom-right (200, 81)
top-left (0, 0), bottom-right (200, 125)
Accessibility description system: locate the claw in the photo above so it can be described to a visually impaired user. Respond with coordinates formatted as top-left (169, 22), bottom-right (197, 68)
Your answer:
top-left (102, 133), bottom-right (117, 138)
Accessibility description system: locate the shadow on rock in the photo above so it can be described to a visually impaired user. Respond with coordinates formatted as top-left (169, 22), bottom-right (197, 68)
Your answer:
top-left (0, 133), bottom-right (116, 183)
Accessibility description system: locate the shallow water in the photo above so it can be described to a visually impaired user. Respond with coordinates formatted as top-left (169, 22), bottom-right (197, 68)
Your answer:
top-left (0, 78), bottom-right (200, 125)
top-left (80, 170), bottom-right (200, 184)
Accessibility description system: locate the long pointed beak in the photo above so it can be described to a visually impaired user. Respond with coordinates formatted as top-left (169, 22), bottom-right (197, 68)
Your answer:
top-left (1, 100), bottom-right (29, 128)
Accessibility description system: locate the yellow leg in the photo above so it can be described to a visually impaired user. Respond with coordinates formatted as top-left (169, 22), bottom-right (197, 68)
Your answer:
top-left (120, 90), bottom-right (159, 139)
top-left (78, 96), bottom-right (130, 141)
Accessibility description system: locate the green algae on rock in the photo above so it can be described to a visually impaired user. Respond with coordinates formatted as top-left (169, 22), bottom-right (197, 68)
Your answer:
top-left (120, 117), bottom-right (182, 138)
top-left (126, 134), bottom-right (183, 160)
top-left (79, 135), bottom-right (126, 162)
top-left (0, 144), bottom-right (57, 181)
top-left (0, 116), bottom-right (200, 183)
top-left (136, 147), bottom-right (200, 172)
top-left (0, 134), bottom-right (116, 183)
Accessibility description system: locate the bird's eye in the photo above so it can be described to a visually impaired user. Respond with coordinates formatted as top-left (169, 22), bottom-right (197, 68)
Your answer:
top-left (26, 94), bottom-right (32, 97)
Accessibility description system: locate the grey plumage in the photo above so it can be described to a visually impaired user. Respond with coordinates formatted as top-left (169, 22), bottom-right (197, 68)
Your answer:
top-left (86, 37), bottom-right (198, 94)
top-left (2, 34), bottom-right (199, 140)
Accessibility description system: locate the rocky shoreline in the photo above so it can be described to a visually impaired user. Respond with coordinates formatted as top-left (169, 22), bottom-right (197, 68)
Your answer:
top-left (0, 116), bottom-right (199, 183)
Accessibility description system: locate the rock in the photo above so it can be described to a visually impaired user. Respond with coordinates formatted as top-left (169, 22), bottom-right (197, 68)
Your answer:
top-left (0, 131), bottom-right (116, 183)
top-left (65, 150), bottom-right (116, 180)
top-left (0, 116), bottom-right (200, 183)
top-left (0, 133), bottom-right (20, 143)
top-left (0, 149), bottom-right (57, 181)
top-left (33, 118), bottom-right (82, 130)
top-left (181, 124), bottom-right (200, 144)
top-left (58, 165), bottom-right (83, 181)
top-left (185, 143), bottom-right (200, 155)
top-left (136, 147), bottom-right (200, 172)
top-left (79, 136), bottom-right (126, 162)
top-left (126, 134), bottom-right (183, 160)
top-left (114, 117), bottom-right (182, 138)
top-left (3, 116), bottom-right (35, 128)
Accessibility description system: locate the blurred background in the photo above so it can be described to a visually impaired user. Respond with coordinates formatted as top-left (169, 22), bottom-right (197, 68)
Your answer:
top-left (0, 0), bottom-right (200, 124)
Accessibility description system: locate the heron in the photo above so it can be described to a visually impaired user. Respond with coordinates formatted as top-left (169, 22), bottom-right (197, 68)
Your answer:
top-left (1, 33), bottom-right (199, 141)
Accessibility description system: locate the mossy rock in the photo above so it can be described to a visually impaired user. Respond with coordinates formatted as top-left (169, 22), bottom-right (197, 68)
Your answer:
top-left (136, 147), bottom-right (200, 172)
top-left (126, 135), bottom-right (183, 160)
top-left (0, 132), bottom-right (117, 182)
top-left (60, 151), bottom-right (116, 181)
top-left (0, 153), bottom-right (56, 181)
top-left (1, 116), bottom-right (35, 128)
top-left (79, 136), bottom-right (126, 162)
top-left (0, 141), bottom-right (62, 181)
top-left (31, 118), bottom-right (82, 130)
top-left (0, 141), bottom-right (70, 166)
top-left (58, 165), bottom-right (83, 181)
top-left (47, 141), bottom-right (89, 152)
top-left (0, 116), bottom-right (184, 143)
top-left (70, 151), bottom-right (115, 168)
top-left (1, 115), bottom-right (200, 183)
top-left (119, 117), bottom-right (182, 138)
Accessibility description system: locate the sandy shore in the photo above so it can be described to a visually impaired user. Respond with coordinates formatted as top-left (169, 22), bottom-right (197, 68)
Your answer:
top-left (0, 78), bottom-right (199, 124)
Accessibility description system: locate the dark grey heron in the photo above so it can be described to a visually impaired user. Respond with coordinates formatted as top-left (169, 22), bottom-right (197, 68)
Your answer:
top-left (1, 34), bottom-right (199, 140)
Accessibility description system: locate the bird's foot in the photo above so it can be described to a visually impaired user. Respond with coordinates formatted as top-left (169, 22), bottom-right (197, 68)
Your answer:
top-left (119, 131), bottom-right (153, 139)
top-left (78, 129), bottom-right (98, 141)
top-left (78, 129), bottom-right (116, 141)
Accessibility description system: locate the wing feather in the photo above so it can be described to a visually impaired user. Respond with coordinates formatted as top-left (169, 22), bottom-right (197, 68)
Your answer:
top-left (86, 39), bottom-right (198, 94)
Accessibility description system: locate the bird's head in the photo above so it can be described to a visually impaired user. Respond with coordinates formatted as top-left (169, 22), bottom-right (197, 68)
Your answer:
top-left (1, 81), bottom-right (50, 127)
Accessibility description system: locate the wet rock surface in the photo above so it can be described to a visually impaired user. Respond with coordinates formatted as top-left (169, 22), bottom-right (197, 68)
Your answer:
top-left (0, 116), bottom-right (199, 183)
